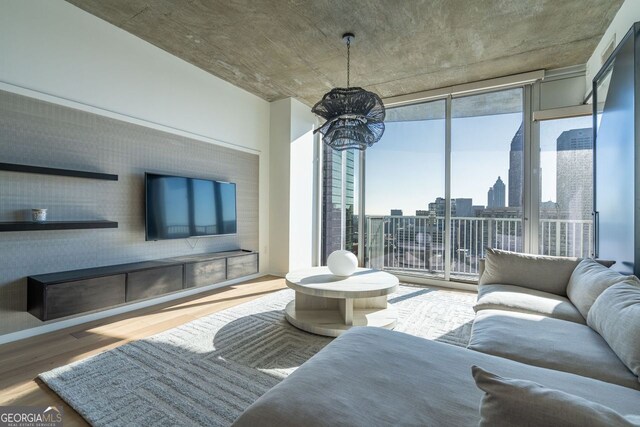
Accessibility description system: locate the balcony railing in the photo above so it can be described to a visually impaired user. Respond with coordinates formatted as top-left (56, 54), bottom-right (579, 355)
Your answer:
top-left (364, 215), bottom-right (593, 280)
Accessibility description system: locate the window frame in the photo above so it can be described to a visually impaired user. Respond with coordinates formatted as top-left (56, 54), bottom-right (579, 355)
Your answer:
top-left (316, 72), bottom-right (593, 284)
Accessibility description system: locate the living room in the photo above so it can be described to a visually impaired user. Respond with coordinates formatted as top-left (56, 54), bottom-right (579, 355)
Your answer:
top-left (1, 0), bottom-right (639, 425)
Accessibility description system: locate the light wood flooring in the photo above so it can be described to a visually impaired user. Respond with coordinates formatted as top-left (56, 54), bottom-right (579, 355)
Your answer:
top-left (0, 275), bottom-right (287, 426)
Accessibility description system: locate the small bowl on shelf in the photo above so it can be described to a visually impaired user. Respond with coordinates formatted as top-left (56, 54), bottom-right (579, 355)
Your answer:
top-left (31, 208), bottom-right (47, 223)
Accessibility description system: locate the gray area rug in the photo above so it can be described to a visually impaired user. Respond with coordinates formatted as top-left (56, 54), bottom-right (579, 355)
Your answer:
top-left (40, 285), bottom-right (476, 426)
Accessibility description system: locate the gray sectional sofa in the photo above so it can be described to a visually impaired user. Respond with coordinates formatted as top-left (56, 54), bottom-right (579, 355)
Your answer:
top-left (470, 249), bottom-right (640, 389)
top-left (233, 250), bottom-right (640, 426)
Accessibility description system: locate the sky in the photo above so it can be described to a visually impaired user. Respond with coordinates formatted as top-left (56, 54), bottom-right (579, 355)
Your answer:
top-left (363, 111), bottom-right (593, 216)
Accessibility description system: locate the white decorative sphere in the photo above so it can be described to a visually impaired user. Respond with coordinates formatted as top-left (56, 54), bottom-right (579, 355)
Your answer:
top-left (327, 250), bottom-right (358, 277)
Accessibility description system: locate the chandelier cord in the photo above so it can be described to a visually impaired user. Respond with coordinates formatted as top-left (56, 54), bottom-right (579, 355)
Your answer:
top-left (346, 37), bottom-right (350, 88)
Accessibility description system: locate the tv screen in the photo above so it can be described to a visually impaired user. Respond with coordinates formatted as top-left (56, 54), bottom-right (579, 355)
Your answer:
top-left (145, 173), bottom-right (237, 241)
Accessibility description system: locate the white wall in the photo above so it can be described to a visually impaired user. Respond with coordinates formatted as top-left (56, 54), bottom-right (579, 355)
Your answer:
top-left (268, 99), bottom-right (292, 276)
top-left (586, 0), bottom-right (640, 93)
top-left (268, 98), bottom-right (317, 276)
top-left (0, 0), bottom-right (272, 272)
top-left (288, 99), bottom-right (316, 271)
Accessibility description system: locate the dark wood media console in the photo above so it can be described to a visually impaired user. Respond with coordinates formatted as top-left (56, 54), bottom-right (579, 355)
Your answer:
top-left (27, 250), bottom-right (258, 321)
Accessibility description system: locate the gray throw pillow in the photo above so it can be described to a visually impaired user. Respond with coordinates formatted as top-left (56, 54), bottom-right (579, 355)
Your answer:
top-left (588, 281), bottom-right (640, 380)
top-left (472, 365), bottom-right (640, 427)
top-left (479, 248), bottom-right (580, 295)
top-left (567, 258), bottom-right (637, 319)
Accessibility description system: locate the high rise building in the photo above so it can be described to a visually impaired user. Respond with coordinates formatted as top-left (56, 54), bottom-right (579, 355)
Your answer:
top-left (487, 176), bottom-right (506, 208)
top-left (390, 209), bottom-right (403, 216)
top-left (425, 197), bottom-right (475, 217)
top-left (428, 197), bottom-right (447, 217)
top-left (508, 123), bottom-right (523, 207)
top-left (345, 149), bottom-right (356, 254)
top-left (472, 205), bottom-right (485, 217)
top-left (454, 198), bottom-right (473, 217)
top-left (321, 145), bottom-right (355, 263)
top-left (425, 197), bottom-right (448, 246)
top-left (416, 210), bottom-right (429, 216)
top-left (556, 128), bottom-right (593, 220)
top-left (495, 177), bottom-right (506, 208)
top-left (428, 197), bottom-right (461, 217)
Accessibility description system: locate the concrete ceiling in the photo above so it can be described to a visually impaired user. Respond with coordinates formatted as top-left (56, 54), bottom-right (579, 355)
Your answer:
top-left (67, 0), bottom-right (623, 106)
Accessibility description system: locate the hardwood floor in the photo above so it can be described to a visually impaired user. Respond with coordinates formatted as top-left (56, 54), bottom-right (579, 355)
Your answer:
top-left (0, 275), bottom-right (287, 426)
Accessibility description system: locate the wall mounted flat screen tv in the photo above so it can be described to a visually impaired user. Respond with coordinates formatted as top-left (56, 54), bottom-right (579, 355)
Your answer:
top-left (145, 173), bottom-right (237, 241)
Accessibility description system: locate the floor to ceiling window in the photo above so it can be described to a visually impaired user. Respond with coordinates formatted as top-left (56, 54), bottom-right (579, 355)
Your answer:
top-left (321, 87), bottom-right (528, 281)
top-left (363, 100), bottom-right (446, 278)
top-left (321, 146), bottom-right (358, 264)
top-left (451, 89), bottom-right (524, 279)
top-left (320, 82), bottom-right (595, 283)
top-left (538, 115), bottom-right (594, 257)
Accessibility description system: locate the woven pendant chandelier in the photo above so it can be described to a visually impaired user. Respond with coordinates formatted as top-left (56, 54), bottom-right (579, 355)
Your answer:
top-left (312, 33), bottom-right (385, 151)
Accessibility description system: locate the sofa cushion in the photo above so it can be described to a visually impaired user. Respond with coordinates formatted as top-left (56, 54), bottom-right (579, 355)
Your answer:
top-left (567, 258), bottom-right (637, 319)
top-left (472, 366), bottom-right (640, 427)
top-left (232, 328), bottom-right (640, 427)
top-left (475, 283), bottom-right (586, 324)
top-left (468, 309), bottom-right (639, 389)
top-left (588, 281), bottom-right (640, 380)
top-left (479, 249), bottom-right (580, 295)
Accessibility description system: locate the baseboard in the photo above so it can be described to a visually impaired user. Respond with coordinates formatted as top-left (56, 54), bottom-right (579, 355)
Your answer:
top-left (393, 273), bottom-right (478, 292)
top-left (269, 271), bottom-right (286, 278)
top-left (0, 273), bottom-right (265, 345)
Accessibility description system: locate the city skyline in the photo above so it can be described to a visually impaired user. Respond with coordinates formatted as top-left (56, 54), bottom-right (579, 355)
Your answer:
top-left (365, 114), bottom-right (593, 216)
top-left (365, 113), bottom-right (519, 216)
top-left (320, 111), bottom-right (595, 272)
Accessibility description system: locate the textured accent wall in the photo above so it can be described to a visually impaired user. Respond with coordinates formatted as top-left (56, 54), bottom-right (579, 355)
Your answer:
top-left (0, 90), bottom-right (259, 335)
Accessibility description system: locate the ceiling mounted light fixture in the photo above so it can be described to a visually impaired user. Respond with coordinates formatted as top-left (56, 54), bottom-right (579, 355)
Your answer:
top-left (311, 33), bottom-right (385, 151)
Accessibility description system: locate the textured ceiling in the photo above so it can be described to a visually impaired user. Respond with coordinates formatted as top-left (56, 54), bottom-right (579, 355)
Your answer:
top-left (67, 0), bottom-right (623, 106)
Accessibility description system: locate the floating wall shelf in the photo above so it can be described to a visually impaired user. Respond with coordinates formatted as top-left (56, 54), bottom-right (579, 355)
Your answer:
top-left (0, 163), bottom-right (119, 232)
top-left (0, 220), bottom-right (118, 232)
top-left (0, 162), bottom-right (118, 181)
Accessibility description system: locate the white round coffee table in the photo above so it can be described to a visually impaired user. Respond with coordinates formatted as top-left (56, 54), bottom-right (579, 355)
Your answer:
top-left (284, 267), bottom-right (399, 337)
